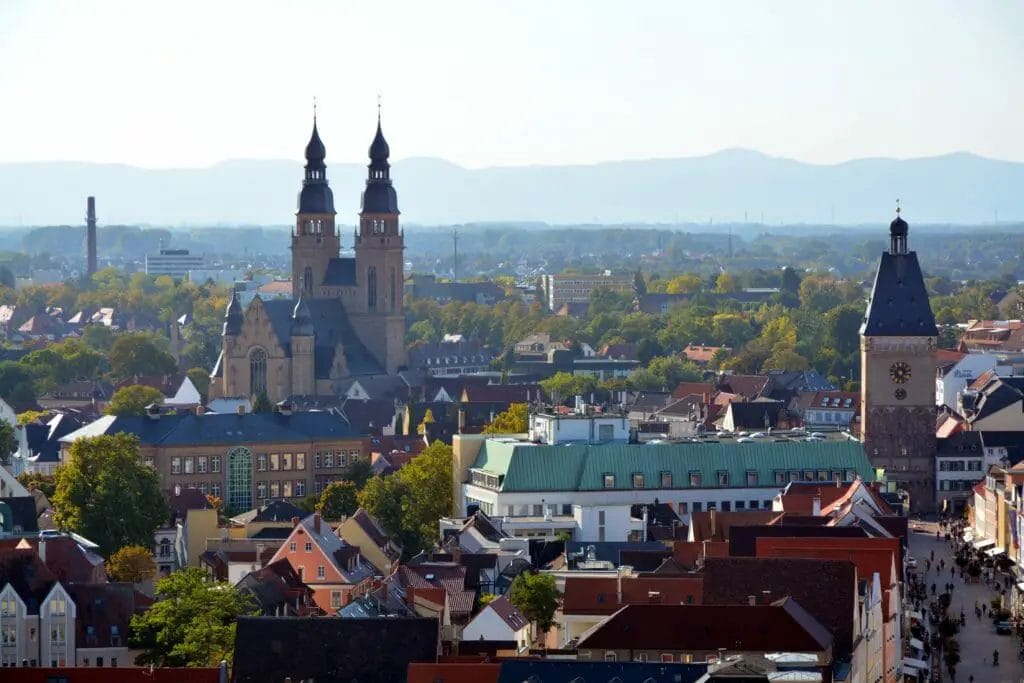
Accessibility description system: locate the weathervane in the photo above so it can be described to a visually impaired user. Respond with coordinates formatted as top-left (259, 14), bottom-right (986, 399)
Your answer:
top-left (313, 96), bottom-right (318, 124)
top-left (896, 198), bottom-right (901, 216)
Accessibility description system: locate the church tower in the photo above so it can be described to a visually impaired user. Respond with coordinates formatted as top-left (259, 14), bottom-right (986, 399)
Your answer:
top-left (860, 207), bottom-right (938, 513)
top-left (352, 114), bottom-right (406, 373)
top-left (291, 115), bottom-right (340, 299)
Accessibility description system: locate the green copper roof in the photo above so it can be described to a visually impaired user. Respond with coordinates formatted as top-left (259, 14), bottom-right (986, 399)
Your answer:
top-left (471, 439), bottom-right (874, 493)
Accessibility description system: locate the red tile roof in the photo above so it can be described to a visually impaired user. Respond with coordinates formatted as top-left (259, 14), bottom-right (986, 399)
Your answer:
top-left (671, 381), bottom-right (717, 400)
top-left (407, 663), bottom-right (501, 683)
top-left (562, 575), bottom-right (704, 615)
top-left (576, 600), bottom-right (832, 652)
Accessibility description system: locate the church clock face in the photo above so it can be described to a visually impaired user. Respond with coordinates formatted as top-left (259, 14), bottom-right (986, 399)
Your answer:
top-left (889, 361), bottom-right (911, 384)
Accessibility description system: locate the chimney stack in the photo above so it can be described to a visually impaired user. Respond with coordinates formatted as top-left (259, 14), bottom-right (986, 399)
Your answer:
top-left (86, 196), bottom-right (97, 276)
top-left (747, 595), bottom-right (756, 606)
top-left (291, 516), bottom-right (300, 528)
top-left (812, 495), bottom-right (822, 516)
top-left (313, 512), bottom-right (321, 534)
top-left (38, 538), bottom-right (47, 564)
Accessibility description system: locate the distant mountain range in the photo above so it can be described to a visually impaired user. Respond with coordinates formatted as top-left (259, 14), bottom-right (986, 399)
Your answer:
top-left (1, 149), bottom-right (1022, 227)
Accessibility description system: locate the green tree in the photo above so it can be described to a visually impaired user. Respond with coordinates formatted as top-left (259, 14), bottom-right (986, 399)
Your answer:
top-left (341, 458), bottom-right (375, 490)
top-left (109, 333), bottom-right (177, 380)
top-left (17, 471), bottom-right (56, 498)
top-left (0, 361), bottom-right (36, 405)
top-left (715, 272), bottom-right (739, 293)
top-left (106, 385), bottom-right (166, 416)
top-left (129, 567), bottom-right (256, 667)
top-left (17, 409), bottom-right (48, 426)
top-left (317, 480), bottom-right (359, 520)
top-left (825, 305), bottom-right (864, 357)
top-left (508, 571), bottom-right (561, 635)
top-left (358, 440), bottom-right (453, 557)
top-left (646, 355), bottom-right (702, 389)
top-left (186, 367), bottom-right (210, 399)
top-left (780, 266), bottom-right (801, 294)
top-left (52, 434), bottom-right (168, 556)
top-left (665, 274), bottom-right (702, 294)
top-left (483, 402), bottom-right (529, 434)
top-left (81, 324), bottom-right (115, 352)
top-left (108, 545), bottom-right (157, 583)
top-left (251, 391), bottom-right (273, 413)
top-left (296, 493), bottom-right (320, 514)
top-left (0, 421), bottom-right (16, 465)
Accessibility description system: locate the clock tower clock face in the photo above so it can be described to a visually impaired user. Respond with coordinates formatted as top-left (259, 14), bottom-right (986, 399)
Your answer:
top-left (889, 361), bottom-right (911, 384)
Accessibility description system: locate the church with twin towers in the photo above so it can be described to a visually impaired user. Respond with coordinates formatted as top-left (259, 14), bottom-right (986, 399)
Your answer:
top-left (209, 114), bottom-right (407, 403)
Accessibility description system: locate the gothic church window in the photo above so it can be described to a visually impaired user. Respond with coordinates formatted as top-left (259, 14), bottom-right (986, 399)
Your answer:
top-left (303, 267), bottom-right (313, 296)
top-left (250, 348), bottom-right (267, 396)
top-left (367, 267), bottom-right (377, 310)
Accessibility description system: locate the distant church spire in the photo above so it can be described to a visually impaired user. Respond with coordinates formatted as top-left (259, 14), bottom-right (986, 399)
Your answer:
top-left (361, 108), bottom-right (399, 214)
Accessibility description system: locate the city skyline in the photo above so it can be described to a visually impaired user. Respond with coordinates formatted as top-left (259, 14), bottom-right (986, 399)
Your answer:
top-left (0, 1), bottom-right (1022, 169)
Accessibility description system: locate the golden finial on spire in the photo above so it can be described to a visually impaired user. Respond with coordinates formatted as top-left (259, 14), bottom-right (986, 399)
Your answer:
top-left (896, 198), bottom-right (901, 216)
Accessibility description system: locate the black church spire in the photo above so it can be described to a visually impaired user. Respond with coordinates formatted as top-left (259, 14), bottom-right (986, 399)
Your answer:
top-left (297, 110), bottom-right (335, 214)
top-left (360, 112), bottom-right (399, 214)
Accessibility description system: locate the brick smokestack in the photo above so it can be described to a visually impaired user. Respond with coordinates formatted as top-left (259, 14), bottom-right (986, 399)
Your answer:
top-left (86, 196), bottom-right (97, 276)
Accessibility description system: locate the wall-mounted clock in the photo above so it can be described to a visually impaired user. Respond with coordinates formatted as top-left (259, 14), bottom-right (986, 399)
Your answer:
top-left (889, 361), bottom-right (911, 384)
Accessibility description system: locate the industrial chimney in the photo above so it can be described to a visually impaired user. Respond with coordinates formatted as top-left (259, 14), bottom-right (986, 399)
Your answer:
top-left (86, 196), bottom-right (97, 276)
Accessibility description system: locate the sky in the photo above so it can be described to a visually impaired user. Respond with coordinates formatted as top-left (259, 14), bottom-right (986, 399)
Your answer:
top-left (0, 1), bottom-right (1021, 169)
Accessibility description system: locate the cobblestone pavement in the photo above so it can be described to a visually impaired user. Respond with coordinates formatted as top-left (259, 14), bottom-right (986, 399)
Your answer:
top-left (909, 520), bottom-right (1024, 683)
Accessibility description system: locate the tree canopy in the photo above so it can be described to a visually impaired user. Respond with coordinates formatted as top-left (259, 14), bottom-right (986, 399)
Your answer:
top-left (106, 385), bottom-right (166, 416)
top-left (109, 333), bottom-right (177, 380)
top-left (483, 402), bottom-right (529, 434)
top-left (108, 545), bottom-right (157, 583)
top-left (129, 567), bottom-right (256, 667)
top-left (317, 480), bottom-right (359, 520)
top-left (358, 440), bottom-right (453, 557)
top-left (52, 433), bottom-right (168, 556)
top-left (508, 571), bottom-right (561, 634)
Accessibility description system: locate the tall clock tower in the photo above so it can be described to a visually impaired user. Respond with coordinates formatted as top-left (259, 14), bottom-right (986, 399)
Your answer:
top-left (860, 208), bottom-right (938, 513)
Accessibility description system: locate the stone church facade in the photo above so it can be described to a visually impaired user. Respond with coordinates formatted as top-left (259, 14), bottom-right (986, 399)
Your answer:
top-left (860, 209), bottom-right (938, 513)
top-left (210, 116), bottom-right (406, 403)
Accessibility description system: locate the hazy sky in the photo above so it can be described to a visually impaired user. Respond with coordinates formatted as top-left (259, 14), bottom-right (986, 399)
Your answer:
top-left (1, 1), bottom-right (1021, 168)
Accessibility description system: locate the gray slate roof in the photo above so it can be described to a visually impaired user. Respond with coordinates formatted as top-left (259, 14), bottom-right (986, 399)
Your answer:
top-left (60, 411), bottom-right (360, 447)
top-left (861, 250), bottom-right (938, 337)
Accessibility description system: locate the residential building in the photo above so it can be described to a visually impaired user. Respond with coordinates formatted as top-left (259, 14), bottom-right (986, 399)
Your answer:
top-left (542, 272), bottom-right (633, 311)
top-left (236, 559), bottom-right (318, 617)
top-left (754, 536), bottom-right (902, 682)
top-left (860, 210), bottom-right (938, 513)
top-left (405, 275), bottom-right (505, 305)
top-left (935, 350), bottom-right (1006, 409)
top-left (460, 595), bottom-right (530, 651)
top-left (720, 400), bottom-right (797, 432)
top-left (960, 373), bottom-right (1024, 431)
top-left (59, 407), bottom-right (367, 515)
top-left (681, 344), bottom-right (729, 365)
top-left (514, 333), bottom-right (567, 356)
top-left (407, 338), bottom-right (495, 377)
top-left (452, 434), bottom-right (877, 540)
top-left (791, 391), bottom-right (859, 429)
top-left (336, 508), bottom-right (402, 576)
top-left (575, 600), bottom-right (833, 669)
top-left (268, 512), bottom-right (374, 614)
top-left (936, 431), bottom-right (986, 514)
top-left (557, 573), bottom-right (703, 647)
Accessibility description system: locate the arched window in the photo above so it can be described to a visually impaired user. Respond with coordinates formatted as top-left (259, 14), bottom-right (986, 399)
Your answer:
top-left (390, 267), bottom-right (397, 311)
top-left (303, 267), bottom-right (313, 296)
top-left (227, 446), bottom-right (253, 512)
top-left (250, 348), bottom-right (267, 397)
top-left (367, 267), bottom-right (377, 311)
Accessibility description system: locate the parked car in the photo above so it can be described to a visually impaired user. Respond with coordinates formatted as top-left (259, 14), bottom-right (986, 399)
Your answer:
top-left (906, 557), bottom-right (918, 569)
top-left (996, 620), bottom-right (1013, 635)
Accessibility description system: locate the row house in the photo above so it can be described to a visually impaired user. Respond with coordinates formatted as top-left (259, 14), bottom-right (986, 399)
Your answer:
top-left (269, 513), bottom-right (374, 615)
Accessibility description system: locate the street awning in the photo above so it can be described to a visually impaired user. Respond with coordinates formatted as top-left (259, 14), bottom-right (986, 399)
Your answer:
top-left (972, 537), bottom-right (996, 550)
top-left (901, 664), bottom-right (920, 678)
top-left (909, 637), bottom-right (925, 651)
top-left (985, 546), bottom-right (1006, 557)
top-left (903, 657), bottom-right (928, 670)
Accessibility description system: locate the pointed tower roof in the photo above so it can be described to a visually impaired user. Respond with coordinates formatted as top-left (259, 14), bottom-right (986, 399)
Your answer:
top-left (291, 294), bottom-right (314, 336)
top-left (361, 112), bottom-right (399, 215)
top-left (297, 112), bottom-right (335, 215)
top-left (223, 292), bottom-right (243, 336)
top-left (861, 209), bottom-right (937, 337)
